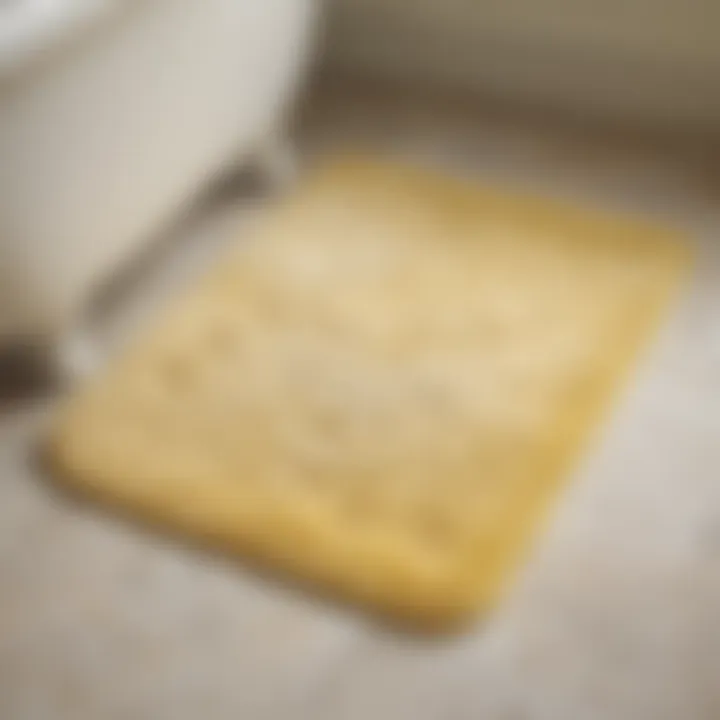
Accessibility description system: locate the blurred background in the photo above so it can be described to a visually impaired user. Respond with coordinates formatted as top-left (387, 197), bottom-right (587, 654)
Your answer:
top-left (325, 0), bottom-right (720, 131)
top-left (1, 1), bottom-right (719, 718)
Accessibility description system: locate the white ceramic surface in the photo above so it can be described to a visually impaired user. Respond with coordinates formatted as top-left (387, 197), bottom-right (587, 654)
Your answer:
top-left (0, 0), bottom-right (316, 340)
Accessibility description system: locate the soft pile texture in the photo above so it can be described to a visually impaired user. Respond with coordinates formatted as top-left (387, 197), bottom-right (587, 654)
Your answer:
top-left (50, 157), bottom-right (690, 628)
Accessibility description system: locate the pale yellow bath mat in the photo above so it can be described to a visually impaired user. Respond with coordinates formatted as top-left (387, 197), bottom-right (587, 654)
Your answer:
top-left (50, 157), bottom-right (690, 628)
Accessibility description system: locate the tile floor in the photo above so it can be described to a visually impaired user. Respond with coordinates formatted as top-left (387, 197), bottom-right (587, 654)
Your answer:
top-left (1, 80), bottom-right (719, 720)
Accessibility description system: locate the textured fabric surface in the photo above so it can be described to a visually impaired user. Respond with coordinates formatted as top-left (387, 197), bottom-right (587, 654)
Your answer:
top-left (50, 157), bottom-right (690, 628)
